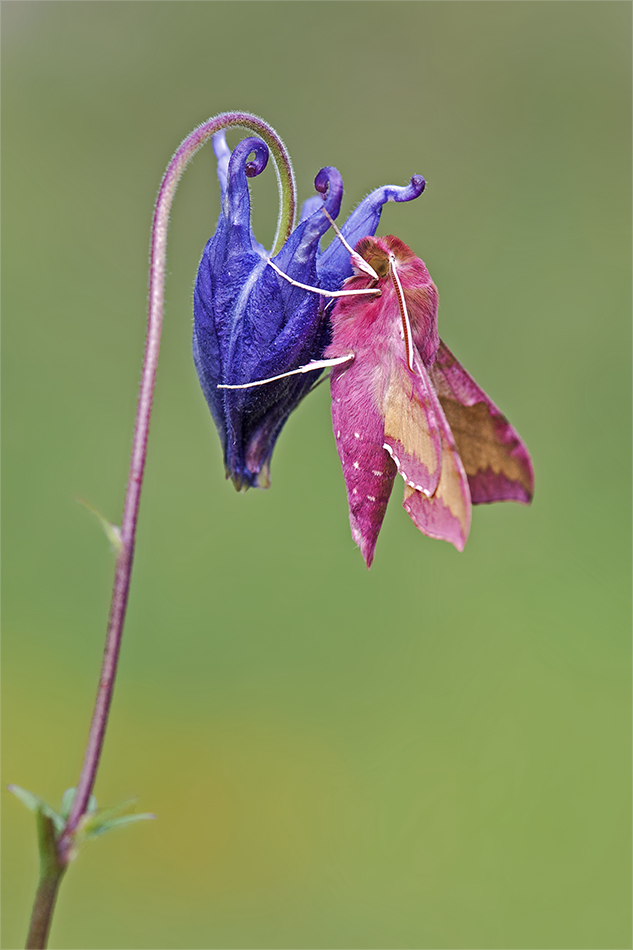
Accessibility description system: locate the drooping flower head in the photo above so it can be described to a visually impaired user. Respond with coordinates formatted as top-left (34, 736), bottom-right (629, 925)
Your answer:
top-left (193, 130), bottom-right (425, 489)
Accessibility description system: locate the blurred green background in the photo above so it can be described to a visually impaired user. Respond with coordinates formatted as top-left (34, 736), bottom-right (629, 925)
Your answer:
top-left (2, 3), bottom-right (630, 948)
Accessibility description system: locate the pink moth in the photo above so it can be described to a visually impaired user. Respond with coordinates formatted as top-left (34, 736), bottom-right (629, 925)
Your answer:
top-left (325, 234), bottom-right (533, 566)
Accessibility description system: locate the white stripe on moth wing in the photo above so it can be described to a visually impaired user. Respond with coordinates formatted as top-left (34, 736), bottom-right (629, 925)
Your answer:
top-left (217, 354), bottom-right (355, 389)
top-left (383, 443), bottom-right (432, 497)
top-left (406, 479), bottom-right (433, 498)
top-left (383, 443), bottom-right (400, 468)
top-left (267, 258), bottom-right (380, 297)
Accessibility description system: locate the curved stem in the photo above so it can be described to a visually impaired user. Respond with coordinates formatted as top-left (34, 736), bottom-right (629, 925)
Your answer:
top-left (55, 113), bottom-right (294, 860)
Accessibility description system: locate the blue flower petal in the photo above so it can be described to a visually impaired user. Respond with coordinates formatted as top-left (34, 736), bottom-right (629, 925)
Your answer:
top-left (212, 130), bottom-right (231, 203)
top-left (298, 194), bottom-right (323, 223)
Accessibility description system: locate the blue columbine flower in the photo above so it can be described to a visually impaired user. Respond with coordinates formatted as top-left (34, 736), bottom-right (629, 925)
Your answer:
top-left (193, 130), bottom-right (425, 490)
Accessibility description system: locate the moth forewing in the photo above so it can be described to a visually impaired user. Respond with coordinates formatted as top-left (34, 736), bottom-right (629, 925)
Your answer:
top-left (330, 357), bottom-right (398, 569)
top-left (382, 361), bottom-right (442, 498)
top-left (401, 383), bottom-right (472, 552)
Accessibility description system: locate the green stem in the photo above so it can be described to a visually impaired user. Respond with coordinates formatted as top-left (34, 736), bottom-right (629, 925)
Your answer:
top-left (25, 868), bottom-right (67, 950)
top-left (26, 811), bottom-right (68, 949)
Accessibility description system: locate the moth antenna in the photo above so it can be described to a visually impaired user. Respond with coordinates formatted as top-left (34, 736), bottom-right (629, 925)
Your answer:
top-left (388, 253), bottom-right (415, 373)
top-left (217, 354), bottom-right (355, 389)
top-left (321, 207), bottom-right (380, 281)
top-left (267, 258), bottom-right (380, 298)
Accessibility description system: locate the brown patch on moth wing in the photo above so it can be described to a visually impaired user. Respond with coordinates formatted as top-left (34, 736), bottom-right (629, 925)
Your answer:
top-left (383, 367), bottom-right (439, 476)
top-left (439, 398), bottom-right (530, 492)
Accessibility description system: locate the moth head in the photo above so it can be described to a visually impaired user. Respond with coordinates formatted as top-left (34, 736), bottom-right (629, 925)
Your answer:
top-left (353, 237), bottom-right (391, 279)
top-left (353, 235), bottom-right (421, 281)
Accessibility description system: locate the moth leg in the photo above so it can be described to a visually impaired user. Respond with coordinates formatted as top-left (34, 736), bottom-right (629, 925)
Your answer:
top-left (267, 258), bottom-right (380, 298)
top-left (217, 354), bottom-right (355, 390)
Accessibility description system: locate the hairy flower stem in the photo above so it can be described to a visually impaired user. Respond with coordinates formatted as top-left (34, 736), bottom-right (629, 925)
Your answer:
top-left (26, 113), bottom-right (295, 950)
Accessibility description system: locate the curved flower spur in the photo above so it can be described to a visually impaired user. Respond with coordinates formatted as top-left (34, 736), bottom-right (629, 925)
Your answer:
top-left (193, 130), bottom-right (425, 489)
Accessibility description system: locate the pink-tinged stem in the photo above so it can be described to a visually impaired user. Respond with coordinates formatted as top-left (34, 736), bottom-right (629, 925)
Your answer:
top-left (25, 113), bottom-right (294, 949)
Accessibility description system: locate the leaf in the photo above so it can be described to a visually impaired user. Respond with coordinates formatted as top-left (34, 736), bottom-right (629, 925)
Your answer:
top-left (8, 784), bottom-right (65, 835)
top-left (8, 785), bottom-right (65, 874)
top-left (83, 812), bottom-right (156, 839)
top-left (76, 498), bottom-right (123, 554)
top-left (81, 797), bottom-right (136, 825)
top-left (9, 783), bottom-right (155, 858)
top-left (79, 797), bottom-right (156, 841)
top-left (8, 784), bottom-right (42, 813)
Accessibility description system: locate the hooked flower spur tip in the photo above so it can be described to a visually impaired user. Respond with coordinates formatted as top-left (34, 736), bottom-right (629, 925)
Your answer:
top-left (193, 129), bottom-right (425, 489)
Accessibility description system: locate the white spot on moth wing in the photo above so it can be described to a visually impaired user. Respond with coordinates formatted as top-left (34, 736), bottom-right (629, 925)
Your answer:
top-left (352, 488), bottom-right (358, 495)
top-left (354, 432), bottom-right (361, 439)
top-left (367, 495), bottom-right (376, 501)
top-left (353, 461), bottom-right (360, 470)
top-left (372, 470), bottom-right (382, 477)
top-left (336, 430), bottom-right (341, 439)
